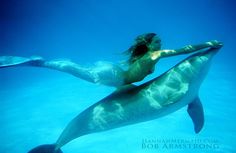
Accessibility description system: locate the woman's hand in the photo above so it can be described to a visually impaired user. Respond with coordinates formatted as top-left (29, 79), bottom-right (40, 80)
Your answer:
top-left (207, 40), bottom-right (223, 48)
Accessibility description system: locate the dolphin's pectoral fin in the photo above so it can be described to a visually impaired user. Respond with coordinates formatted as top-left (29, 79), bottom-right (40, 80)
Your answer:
top-left (187, 97), bottom-right (204, 133)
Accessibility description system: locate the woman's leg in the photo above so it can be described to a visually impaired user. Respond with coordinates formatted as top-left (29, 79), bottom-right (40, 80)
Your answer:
top-left (43, 60), bottom-right (125, 87)
top-left (0, 56), bottom-right (125, 87)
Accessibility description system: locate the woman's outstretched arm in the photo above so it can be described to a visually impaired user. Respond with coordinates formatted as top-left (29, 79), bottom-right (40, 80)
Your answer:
top-left (124, 40), bottom-right (223, 84)
top-left (0, 56), bottom-right (125, 87)
top-left (151, 40), bottom-right (223, 59)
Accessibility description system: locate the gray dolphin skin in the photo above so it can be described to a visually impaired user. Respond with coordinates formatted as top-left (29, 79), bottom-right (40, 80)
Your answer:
top-left (28, 48), bottom-right (220, 153)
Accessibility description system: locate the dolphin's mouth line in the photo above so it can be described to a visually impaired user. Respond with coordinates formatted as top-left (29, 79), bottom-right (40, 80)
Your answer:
top-left (192, 48), bottom-right (219, 58)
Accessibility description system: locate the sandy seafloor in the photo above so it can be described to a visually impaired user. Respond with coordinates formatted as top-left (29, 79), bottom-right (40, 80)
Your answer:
top-left (1, 0), bottom-right (236, 153)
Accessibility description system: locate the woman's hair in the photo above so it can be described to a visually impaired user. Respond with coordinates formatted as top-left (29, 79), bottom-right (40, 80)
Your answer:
top-left (126, 33), bottom-right (159, 64)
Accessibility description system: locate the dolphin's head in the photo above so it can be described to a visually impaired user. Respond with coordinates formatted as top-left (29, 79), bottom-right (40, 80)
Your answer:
top-left (175, 47), bottom-right (220, 89)
top-left (187, 48), bottom-right (219, 73)
top-left (152, 47), bottom-right (221, 96)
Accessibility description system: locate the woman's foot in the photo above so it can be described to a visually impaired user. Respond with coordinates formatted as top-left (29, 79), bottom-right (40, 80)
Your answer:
top-left (0, 56), bottom-right (30, 67)
top-left (0, 56), bottom-right (45, 68)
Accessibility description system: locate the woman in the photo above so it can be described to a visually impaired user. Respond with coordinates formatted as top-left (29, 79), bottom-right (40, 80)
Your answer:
top-left (0, 33), bottom-right (222, 87)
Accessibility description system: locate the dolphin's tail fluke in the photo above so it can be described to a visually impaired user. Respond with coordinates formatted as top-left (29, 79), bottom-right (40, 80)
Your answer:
top-left (0, 56), bottom-right (44, 68)
top-left (28, 144), bottom-right (63, 153)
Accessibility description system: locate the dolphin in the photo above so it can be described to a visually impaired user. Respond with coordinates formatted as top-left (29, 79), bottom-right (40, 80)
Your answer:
top-left (28, 48), bottom-right (220, 153)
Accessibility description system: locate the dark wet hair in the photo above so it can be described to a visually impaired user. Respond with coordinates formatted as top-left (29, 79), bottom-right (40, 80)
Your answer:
top-left (126, 33), bottom-right (159, 64)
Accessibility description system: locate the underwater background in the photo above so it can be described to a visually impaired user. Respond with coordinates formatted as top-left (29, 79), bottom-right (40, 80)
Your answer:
top-left (0, 0), bottom-right (236, 153)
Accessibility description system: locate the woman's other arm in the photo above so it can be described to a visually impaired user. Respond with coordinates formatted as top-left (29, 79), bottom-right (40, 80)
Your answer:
top-left (151, 40), bottom-right (223, 59)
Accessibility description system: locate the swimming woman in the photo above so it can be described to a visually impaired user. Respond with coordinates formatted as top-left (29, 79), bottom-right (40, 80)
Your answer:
top-left (0, 33), bottom-right (222, 87)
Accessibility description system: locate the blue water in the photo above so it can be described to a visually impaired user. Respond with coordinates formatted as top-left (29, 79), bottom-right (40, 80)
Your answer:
top-left (1, 0), bottom-right (236, 153)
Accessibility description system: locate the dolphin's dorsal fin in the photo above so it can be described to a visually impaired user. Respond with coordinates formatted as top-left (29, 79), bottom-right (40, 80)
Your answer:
top-left (187, 97), bottom-right (204, 133)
